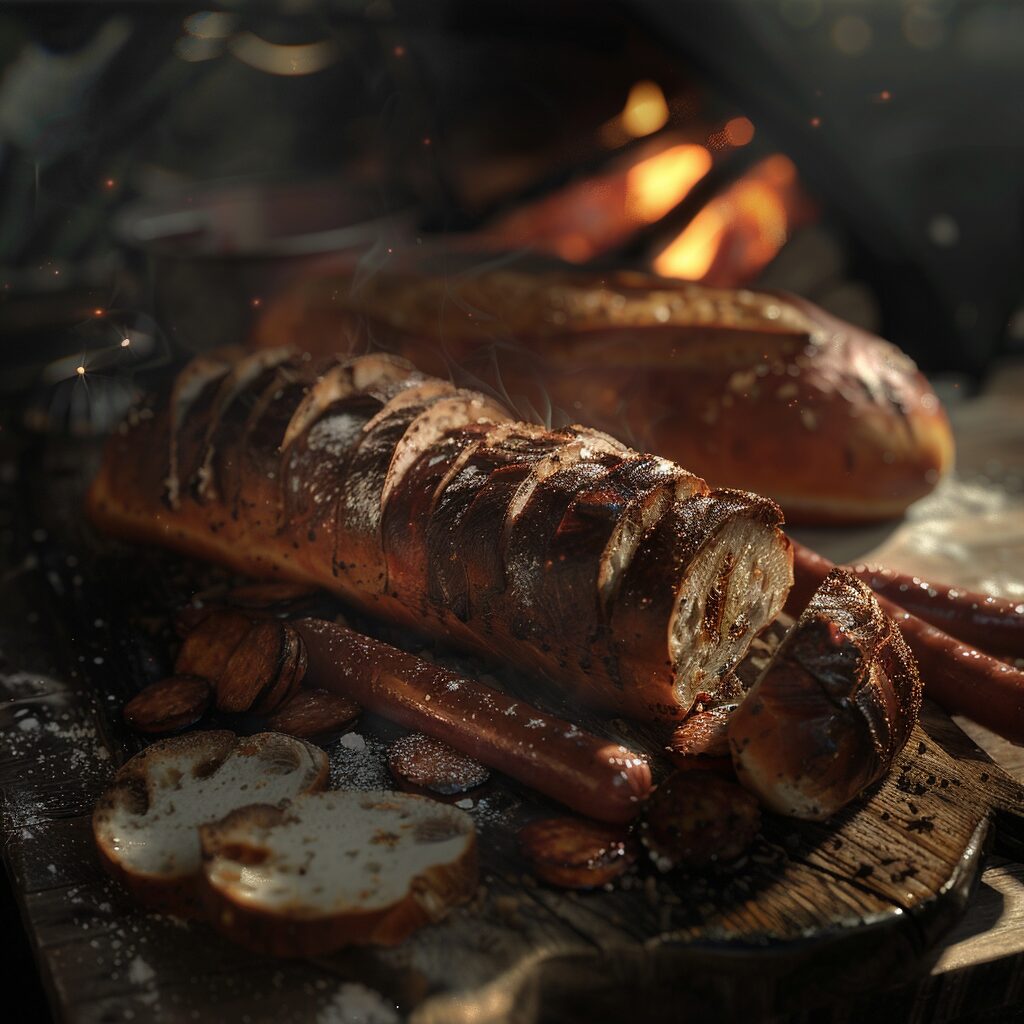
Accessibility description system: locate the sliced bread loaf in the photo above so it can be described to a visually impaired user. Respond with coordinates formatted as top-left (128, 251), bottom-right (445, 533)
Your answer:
top-left (199, 790), bottom-right (478, 955)
top-left (92, 731), bottom-right (328, 913)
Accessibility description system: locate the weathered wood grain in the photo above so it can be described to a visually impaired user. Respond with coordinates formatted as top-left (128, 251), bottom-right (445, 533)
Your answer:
top-left (3, 434), bottom-right (1024, 1023)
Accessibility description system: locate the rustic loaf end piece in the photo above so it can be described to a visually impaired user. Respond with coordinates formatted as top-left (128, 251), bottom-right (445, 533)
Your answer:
top-left (728, 569), bottom-right (922, 820)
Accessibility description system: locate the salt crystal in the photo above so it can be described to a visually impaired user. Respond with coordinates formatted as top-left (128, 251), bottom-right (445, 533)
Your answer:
top-left (339, 733), bottom-right (366, 752)
top-left (128, 955), bottom-right (155, 986)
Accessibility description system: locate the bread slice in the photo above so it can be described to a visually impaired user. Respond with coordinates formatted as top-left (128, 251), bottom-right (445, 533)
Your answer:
top-left (164, 347), bottom-right (241, 509)
top-left (199, 790), bottom-right (478, 956)
top-left (334, 379), bottom-right (459, 595)
top-left (92, 731), bottom-right (328, 914)
top-left (428, 424), bottom-right (569, 621)
top-left (381, 424), bottom-right (492, 613)
top-left (610, 489), bottom-right (793, 717)
top-left (193, 348), bottom-right (296, 503)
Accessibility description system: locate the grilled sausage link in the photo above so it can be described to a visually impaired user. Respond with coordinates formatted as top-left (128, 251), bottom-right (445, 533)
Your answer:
top-left (845, 562), bottom-right (1024, 660)
top-left (88, 349), bottom-right (793, 720)
top-left (792, 544), bottom-right (1024, 743)
top-left (295, 618), bottom-right (651, 823)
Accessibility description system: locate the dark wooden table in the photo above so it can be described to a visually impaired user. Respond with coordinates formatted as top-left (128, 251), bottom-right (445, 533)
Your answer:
top-left (3, 363), bottom-right (1023, 1023)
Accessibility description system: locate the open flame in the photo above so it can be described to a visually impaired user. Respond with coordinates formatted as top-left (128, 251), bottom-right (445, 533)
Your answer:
top-left (626, 145), bottom-right (712, 223)
top-left (620, 80), bottom-right (670, 138)
top-left (653, 154), bottom-right (813, 285)
top-left (482, 100), bottom-right (812, 285)
top-left (482, 139), bottom-right (712, 263)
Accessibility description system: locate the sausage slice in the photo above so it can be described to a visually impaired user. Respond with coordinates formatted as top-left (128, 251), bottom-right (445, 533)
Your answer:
top-left (518, 817), bottom-right (637, 889)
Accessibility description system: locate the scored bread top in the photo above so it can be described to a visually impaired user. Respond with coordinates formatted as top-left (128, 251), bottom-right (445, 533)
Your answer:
top-left (200, 790), bottom-right (477, 950)
top-left (90, 348), bottom-right (793, 720)
top-left (93, 731), bottom-right (328, 889)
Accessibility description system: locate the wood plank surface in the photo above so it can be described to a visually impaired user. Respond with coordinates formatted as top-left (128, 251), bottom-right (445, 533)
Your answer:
top-left (4, 363), bottom-right (1024, 1023)
top-left (2, 541), bottom-right (1021, 1024)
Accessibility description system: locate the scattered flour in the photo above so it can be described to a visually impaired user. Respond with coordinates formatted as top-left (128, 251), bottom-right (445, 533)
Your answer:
top-left (318, 983), bottom-right (400, 1024)
top-left (328, 733), bottom-right (389, 791)
top-left (127, 955), bottom-right (155, 986)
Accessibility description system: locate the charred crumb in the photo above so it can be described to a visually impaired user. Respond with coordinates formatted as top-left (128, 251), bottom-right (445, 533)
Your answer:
top-left (897, 775), bottom-right (927, 797)
top-left (890, 866), bottom-right (919, 883)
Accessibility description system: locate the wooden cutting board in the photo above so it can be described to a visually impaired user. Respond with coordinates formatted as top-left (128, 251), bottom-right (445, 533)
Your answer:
top-left (3, 439), bottom-right (1024, 1023)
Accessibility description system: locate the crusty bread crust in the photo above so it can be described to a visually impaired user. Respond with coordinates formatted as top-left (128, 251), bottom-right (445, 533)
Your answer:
top-left (89, 350), bottom-right (793, 720)
top-left (252, 267), bottom-right (954, 525)
top-left (92, 731), bottom-right (328, 914)
top-left (199, 792), bottom-right (478, 956)
top-left (727, 570), bottom-right (922, 820)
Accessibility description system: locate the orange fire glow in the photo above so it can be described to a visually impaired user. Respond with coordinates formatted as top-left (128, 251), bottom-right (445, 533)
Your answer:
top-left (621, 80), bottom-right (670, 139)
top-left (482, 137), bottom-right (712, 263)
top-left (724, 117), bottom-right (755, 147)
top-left (626, 145), bottom-right (712, 223)
top-left (653, 154), bottom-right (812, 286)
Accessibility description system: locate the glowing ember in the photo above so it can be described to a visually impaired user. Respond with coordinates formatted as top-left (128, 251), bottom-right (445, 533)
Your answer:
top-left (92, 308), bottom-right (105, 318)
top-left (621, 80), bottom-right (670, 139)
top-left (724, 117), bottom-right (755, 147)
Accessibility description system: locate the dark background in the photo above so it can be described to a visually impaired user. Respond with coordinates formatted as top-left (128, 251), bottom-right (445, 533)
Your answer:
top-left (1, 1), bottom-right (1022, 397)
top-left (1, 2), bottom-right (1022, 1020)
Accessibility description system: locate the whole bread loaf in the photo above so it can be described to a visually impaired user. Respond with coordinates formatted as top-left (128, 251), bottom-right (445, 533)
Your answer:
top-left (253, 266), bottom-right (954, 524)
